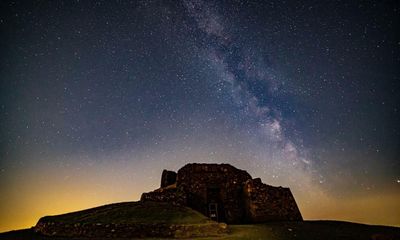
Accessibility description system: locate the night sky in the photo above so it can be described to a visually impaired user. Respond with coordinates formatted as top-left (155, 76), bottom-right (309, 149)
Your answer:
top-left (1, 0), bottom-right (399, 231)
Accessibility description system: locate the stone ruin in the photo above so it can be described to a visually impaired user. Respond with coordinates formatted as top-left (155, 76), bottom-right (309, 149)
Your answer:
top-left (141, 163), bottom-right (303, 224)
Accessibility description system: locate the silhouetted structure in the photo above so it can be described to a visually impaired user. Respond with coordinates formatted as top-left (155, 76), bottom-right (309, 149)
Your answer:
top-left (141, 163), bottom-right (303, 223)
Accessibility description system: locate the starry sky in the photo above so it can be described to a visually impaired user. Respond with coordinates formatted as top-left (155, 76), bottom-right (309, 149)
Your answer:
top-left (1, 0), bottom-right (399, 232)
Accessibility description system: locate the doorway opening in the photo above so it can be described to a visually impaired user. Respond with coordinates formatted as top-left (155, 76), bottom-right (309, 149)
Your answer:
top-left (206, 186), bottom-right (225, 222)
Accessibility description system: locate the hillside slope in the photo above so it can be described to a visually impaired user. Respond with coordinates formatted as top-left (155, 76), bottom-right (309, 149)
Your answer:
top-left (0, 201), bottom-right (399, 239)
top-left (1, 220), bottom-right (399, 239)
top-left (32, 201), bottom-right (228, 238)
top-left (37, 201), bottom-right (210, 224)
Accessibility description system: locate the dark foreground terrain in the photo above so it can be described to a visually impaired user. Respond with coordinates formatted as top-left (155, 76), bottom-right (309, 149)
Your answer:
top-left (1, 221), bottom-right (399, 240)
top-left (1, 201), bottom-right (399, 239)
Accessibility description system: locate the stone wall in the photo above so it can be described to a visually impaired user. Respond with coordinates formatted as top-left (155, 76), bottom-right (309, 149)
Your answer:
top-left (140, 163), bottom-right (303, 224)
top-left (140, 187), bottom-right (187, 206)
top-left (243, 178), bottom-right (303, 222)
top-left (176, 163), bottom-right (252, 223)
top-left (160, 170), bottom-right (177, 188)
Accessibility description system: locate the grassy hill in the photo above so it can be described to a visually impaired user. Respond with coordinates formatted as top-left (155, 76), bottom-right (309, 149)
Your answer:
top-left (216, 221), bottom-right (400, 240)
top-left (1, 221), bottom-right (399, 240)
top-left (0, 201), bottom-right (399, 239)
top-left (37, 201), bottom-right (211, 225)
top-left (31, 201), bottom-right (228, 238)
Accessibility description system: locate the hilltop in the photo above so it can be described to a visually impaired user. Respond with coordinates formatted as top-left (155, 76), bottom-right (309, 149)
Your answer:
top-left (1, 164), bottom-right (399, 239)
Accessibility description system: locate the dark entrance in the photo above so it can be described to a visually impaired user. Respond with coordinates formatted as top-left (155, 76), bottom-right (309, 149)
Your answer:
top-left (206, 186), bottom-right (225, 222)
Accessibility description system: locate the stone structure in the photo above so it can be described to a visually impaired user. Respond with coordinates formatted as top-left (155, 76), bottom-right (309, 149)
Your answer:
top-left (160, 170), bottom-right (177, 188)
top-left (141, 163), bottom-right (302, 223)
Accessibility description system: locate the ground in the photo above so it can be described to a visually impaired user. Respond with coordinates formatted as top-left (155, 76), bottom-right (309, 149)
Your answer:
top-left (36, 201), bottom-right (211, 225)
top-left (0, 201), bottom-right (399, 239)
top-left (1, 221), bottom-right (400, 240)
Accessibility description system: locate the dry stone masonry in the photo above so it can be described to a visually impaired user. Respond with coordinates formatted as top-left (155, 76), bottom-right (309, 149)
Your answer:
top-left (141, 163), bottom-right (303, 223)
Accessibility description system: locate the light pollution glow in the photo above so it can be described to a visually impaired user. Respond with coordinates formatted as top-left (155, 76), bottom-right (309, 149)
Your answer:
top-left (1, 148), bottom-right (399, 232)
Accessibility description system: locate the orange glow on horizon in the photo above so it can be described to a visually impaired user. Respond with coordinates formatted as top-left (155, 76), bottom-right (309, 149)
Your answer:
top-left (1, 165), bottom-right (399, 232)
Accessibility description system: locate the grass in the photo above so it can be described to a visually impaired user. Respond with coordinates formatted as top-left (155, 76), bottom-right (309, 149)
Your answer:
top-left (1, 220), bottom-right (399, 239)
top-left (38, 201), bottom-right (211, 225)
top-left (196, 221), bottom-right (400, 240)
top-left (1, 202), bottom-right (399, 239)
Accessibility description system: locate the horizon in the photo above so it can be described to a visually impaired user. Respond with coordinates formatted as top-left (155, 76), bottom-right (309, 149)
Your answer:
top-left (1, 161), bottom-right (399, 232)
top-left (1, 0), bottom-right (399, 232)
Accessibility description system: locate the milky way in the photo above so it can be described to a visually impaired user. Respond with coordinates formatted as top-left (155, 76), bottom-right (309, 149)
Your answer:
top-left (1, 0), bottom-right (399, 231)
top-left (184, 0), bottom-right (311, 164)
